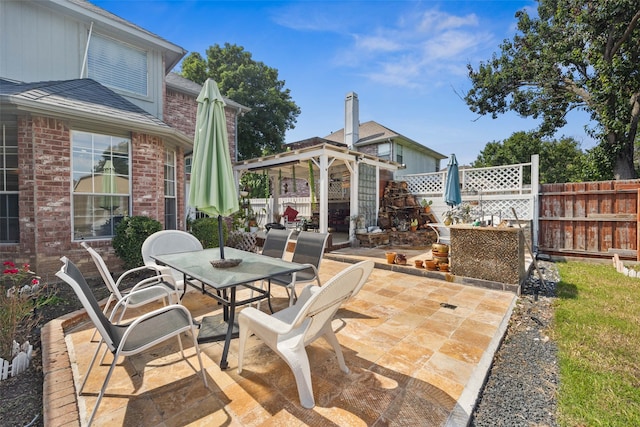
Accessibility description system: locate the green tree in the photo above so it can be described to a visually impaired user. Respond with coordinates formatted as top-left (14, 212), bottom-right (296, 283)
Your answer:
top-left (181, 44), bottom-right (301, 160)
top-left (472, 131), bottom-right (585, 183)
top-left (466, 0), bottom-right (640, 179)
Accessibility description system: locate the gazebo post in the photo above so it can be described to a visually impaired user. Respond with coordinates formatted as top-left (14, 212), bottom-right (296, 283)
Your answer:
top-left (318, 154), bottom-right (329, 234)
top-left (349, 156), bottom-right (359, 244)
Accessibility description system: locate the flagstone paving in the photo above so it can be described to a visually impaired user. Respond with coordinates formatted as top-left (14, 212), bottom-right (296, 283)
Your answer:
top-left (43, 254), bottom-right (516, 426)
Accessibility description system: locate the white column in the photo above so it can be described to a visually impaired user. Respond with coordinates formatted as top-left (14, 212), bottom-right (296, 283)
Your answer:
top-left (318, 155), bottom-right (329, 233)
top-left (375, 165), bottom-right (380, 226)
top-left (349, 159), bottom-right (359, 243)
top-left (531, 154), bottom-right (540, 252)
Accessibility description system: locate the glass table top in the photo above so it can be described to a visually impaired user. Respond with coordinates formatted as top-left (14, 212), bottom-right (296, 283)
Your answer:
top-left (152, 247), bottom-right (306, 290)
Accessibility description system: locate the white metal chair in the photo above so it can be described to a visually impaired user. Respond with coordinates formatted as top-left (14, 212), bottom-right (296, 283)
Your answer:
top-left (237, 260), bottom-right (375, 408)
top-left (55, 257), bottom-right (207, 426)
top-left (141, 230), bottom-right (203, 292)
top-left (271, 231), bottom-right (329, 306)
top-left (81, 242), bottom-right (179, 339)
top-left (427, 223), bottom-right (451, 245)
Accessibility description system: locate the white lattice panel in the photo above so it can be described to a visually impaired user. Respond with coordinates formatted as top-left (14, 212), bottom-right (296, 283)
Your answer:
top-left (406, 163), bottom-right (530, 195)
top-left (462, 165), bottom-right (524, 192)
top-left (329, 181), bottom-right (348, 200)
top-left (405, 173), bottom-right (445, 195)
top-left (477, 199), bottom-right (532, 220)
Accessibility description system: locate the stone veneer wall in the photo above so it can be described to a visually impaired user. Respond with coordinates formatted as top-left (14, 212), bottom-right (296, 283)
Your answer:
top-left (450, 225), bottom-right (526, 286)
top-left (387, 230), bottom-right (438, 247)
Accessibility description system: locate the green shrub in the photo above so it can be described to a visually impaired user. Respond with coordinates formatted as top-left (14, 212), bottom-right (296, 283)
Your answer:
top-left (112, 216), bottom-right (162, 270)
top-left (191, 216), bottom-right (228, 249)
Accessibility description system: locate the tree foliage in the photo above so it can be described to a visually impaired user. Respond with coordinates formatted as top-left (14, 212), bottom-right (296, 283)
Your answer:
top-left (181, 44), bottom-right (301, 160)
top-left (473, 131), bottom-right (588, 183)
top-left (466, 0), bottom-right (640, 179)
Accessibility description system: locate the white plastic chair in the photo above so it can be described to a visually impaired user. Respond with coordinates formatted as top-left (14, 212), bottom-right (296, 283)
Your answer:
top-left (141, 230), bottom-right (203, 292)
top-left (238, 260), bottom-right (375, 408)
top-left (55, 257), bottom-right (207, 426)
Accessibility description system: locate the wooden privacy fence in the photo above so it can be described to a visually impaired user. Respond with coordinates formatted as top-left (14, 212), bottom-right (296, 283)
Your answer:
top-left (538, 180), bottom-right (640, 260)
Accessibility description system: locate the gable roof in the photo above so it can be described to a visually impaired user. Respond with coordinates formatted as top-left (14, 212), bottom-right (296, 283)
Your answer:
top-left (324, 120), bottom-right (446, 160)
top-left (41, 0), bottom-right (186, 72)
top-left (165, 73), bottom-right (250, 113)
top-left (0, 78), bottom-right (191, 147)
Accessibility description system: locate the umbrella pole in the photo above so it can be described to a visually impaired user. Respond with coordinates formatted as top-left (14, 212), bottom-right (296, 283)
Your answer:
top-left (218, 215), bottom-right (225, 259)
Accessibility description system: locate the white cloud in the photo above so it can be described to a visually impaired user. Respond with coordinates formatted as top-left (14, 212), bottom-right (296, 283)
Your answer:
top-left (274, 3), bottom-right (502, 90)
top-left (341, 8), bottom-right (494, 89)
top-left (355, 34), bottom-right (402, 52)
top-left (417, 10), bottom-right (479, 32)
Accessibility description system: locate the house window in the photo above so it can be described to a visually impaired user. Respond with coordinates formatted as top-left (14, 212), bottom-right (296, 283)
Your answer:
top-left (396, 144), bottom-right (404, 165)
top-left (87, 33), bottom-right (148, 96)
top-left (164, 149), bottom-right (177, 230)
top-left (0, 120), bottom-right (19, 243)
top-left (72, 131), bottom-right (130, 240)
top-left (377, 142), bottom-right (390, 160)
top-left (185, 155), bottom-right (192, 174)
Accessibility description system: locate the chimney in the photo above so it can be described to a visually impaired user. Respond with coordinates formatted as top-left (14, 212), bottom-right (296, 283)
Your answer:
top-left (344, 92), bottom-right (359, 149)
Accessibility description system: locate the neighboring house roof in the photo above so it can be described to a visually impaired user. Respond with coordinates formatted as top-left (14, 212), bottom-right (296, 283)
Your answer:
top-left (41, 0), bottom-right (186, 72)
top-left (284, 136), bottom-right (347, 151)
top-left (0, 78), bottom-right (192, 148)
top-left (324, 120), bottom-right (447, 160)
top-left (165, 73), bottom-right (250, 113)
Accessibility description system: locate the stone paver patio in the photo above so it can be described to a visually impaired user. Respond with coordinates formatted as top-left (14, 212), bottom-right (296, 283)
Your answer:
top-left (42, 251), bottom-right (516, 426)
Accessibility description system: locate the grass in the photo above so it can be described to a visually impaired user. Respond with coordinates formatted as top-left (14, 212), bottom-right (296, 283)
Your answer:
top-left (554, 261), bottom-right (640, 426)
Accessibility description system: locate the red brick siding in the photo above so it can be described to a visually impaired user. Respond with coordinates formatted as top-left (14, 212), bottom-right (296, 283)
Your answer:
top-left (164, 88), bottom-right (238, 160)
top-left (131, 133), bottom-right (164, 220)
top-left (0, 114), bottom-right (188, 278)
top-left (164, 89), bottom-right (197, 139)
top-left (358, 145), bottom-right (378, 156)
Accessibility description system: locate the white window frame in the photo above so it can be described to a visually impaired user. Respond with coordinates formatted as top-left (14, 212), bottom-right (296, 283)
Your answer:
top-left (71, 130), bottom-right (131, 240)
top-left (0, 121), bottom-right (19, 243)
top-left (164, 149), bottom-right (177, 230)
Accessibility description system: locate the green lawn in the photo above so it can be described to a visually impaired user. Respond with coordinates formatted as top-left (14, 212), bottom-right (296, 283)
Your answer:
top-left (555, 261), bottom-right (640, 426)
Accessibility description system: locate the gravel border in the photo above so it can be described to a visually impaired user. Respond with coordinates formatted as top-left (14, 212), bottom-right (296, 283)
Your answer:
top-left (470, 260), bottom-right (559, 426)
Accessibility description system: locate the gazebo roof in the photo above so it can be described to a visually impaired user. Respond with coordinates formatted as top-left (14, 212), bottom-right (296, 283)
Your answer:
top-left (233, 141), bottom-right (400, 178)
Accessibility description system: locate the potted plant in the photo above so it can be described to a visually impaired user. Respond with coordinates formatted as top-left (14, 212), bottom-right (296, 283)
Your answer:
top-left (248, 214), bottom-right (259, 232)
top-left (443, 210), bottom-right (454, 226)
top-left (420, 199), bottom-right (433, 213)
top-left (410, 218), bottom-right (418, 231)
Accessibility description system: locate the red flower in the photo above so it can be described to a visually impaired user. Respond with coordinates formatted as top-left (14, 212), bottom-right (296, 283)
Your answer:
top-left (31, 278), bottom-right (40, 285)
top-left (3, 268), bottom-right (19, 274)
top-left (3, 261), bottom-right (15, 267)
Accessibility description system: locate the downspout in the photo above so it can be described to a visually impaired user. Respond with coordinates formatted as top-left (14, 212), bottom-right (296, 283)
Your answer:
top-left (80, 22), bottom-right (94, 78)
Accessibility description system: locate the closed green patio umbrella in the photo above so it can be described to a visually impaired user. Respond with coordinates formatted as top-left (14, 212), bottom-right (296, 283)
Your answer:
top-left (188, 79), bottom-right (239, 259)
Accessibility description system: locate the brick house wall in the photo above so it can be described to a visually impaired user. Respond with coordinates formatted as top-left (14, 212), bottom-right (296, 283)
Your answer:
top-left (357, 145), bottom-right (378, 157)
top-left (1, 114), bottom-right (188, 278)
top-left (2, 85), bottom-right (240, 279)
top-left (164, 88), bottom-right (238, 161)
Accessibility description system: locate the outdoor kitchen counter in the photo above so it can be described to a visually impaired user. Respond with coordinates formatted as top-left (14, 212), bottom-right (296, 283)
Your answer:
top-left (450, 224), bottom-right (527, 291)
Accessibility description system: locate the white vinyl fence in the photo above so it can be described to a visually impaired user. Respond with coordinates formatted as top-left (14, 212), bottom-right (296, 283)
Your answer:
top-left (0, 341), bottom-right (33, 381)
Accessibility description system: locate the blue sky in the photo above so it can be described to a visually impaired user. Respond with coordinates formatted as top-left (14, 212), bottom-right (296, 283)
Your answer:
top-left (94, 0), bottom-right (597, 166)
